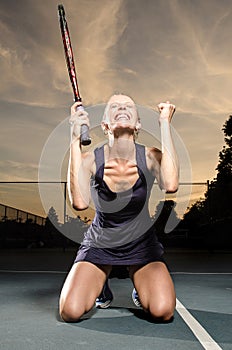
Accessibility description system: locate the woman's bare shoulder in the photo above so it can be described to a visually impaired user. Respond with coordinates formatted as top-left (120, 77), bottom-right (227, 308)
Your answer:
top-left (145, 146), bottom-right (162, 172)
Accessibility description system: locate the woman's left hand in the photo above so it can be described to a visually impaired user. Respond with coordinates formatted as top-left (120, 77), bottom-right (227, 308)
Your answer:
top-left (157, 101), bottom-right (176, 123)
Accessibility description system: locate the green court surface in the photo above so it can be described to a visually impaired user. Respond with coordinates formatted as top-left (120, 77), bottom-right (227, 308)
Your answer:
top-left (0, 249), bottom-right (231, 350)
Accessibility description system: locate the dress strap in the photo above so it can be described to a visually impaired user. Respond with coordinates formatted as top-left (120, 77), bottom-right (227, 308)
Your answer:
top-left (135, 143), bottom-right (155, 187)
top-left (94, 144), bottom-right (105, 180)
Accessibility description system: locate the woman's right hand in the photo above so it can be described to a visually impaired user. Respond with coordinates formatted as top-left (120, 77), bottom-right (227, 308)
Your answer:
top-left (69, 102), bottom-right (90, 141)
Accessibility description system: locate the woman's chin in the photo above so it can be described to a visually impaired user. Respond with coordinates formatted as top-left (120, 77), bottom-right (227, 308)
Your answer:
top-left (112, 122), bottom-right (134, 131)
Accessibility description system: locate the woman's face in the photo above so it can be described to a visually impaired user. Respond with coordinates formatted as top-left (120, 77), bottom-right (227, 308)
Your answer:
top-left (103, 95), bottom-right (141, 132)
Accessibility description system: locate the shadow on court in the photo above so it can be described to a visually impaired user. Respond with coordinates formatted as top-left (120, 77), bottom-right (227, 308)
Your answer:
top-left (0, 248), bottom-right (231, 350)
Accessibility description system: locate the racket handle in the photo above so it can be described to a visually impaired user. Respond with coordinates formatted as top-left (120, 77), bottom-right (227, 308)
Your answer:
top-left (77, 105), bottom-right (91, 146)
top-left (80, 124), bottom-right (91, 145)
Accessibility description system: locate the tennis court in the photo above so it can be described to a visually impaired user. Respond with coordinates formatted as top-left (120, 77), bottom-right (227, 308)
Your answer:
top-left (0, 249), bottom-right (231, 350)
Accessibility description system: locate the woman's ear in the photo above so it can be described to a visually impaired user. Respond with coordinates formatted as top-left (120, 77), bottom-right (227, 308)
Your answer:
top-left (135, 120), bottom-right (141, 132)
top-left (101, 121), bottom-right (109, 134)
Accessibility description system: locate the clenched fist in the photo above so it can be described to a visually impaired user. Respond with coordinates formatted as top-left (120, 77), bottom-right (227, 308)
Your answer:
top-left (157, 101), bottom-right (176, 123)
top-left (69, 102), bottom-right (90, 140)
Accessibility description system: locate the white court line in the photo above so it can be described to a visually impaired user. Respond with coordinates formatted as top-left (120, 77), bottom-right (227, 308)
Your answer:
top-left (0, 269), bottom-right (226, 349)
top-left (176, 298), bottom-right (222, 350)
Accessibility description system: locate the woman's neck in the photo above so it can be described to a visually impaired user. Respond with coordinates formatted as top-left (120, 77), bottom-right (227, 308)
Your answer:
top-left (106, 135), bottom-right (136, 163)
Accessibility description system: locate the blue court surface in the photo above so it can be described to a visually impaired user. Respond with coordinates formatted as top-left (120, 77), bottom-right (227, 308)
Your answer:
top-left (0, 249), bottom-right (231, 350)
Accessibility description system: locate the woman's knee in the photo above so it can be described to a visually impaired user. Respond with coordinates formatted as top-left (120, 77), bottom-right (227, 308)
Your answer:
top-left (59, 300), bottom-right (91, 323)
top-left (59, 293), bottom-right (95, 323)
top-left (59, 307), bottom-right (82, 323)
top-left (58, 262), bottom-right (110, 322)
top-left (147, 301), bottom-right (175, 322)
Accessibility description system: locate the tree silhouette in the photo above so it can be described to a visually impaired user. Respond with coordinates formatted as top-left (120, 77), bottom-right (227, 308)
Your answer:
top-left (45, 206), bottom-right (59, 227)
top-left (152, 200), bottom-right (179, 236)
top-left (182, 115), bottom-right (232, 248)
top-left (216, 116), bottom-right (232, 183)
top-left (204, 115), bottom-right (232, 221)
top-left (61, 215), bottom-right (90, 246)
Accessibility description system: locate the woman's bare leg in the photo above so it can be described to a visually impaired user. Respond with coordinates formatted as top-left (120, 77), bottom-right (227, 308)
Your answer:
top-left (129, 262), bottom-right (176, 322)
top-left (59, 261), bottom-right (112, 322)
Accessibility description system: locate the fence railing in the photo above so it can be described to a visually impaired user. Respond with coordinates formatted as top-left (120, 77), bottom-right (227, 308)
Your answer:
top-left (0, 181), bottom-right (208, 224)
top-left (0, 181), bottom-right (67, 223)
top-left (1, 181), bottom-right (231, 250)
top-left (0, 203), bottom-right (46, 226)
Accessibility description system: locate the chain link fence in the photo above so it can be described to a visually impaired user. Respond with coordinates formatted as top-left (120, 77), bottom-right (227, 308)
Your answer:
top-left (3, 180), bottom-right (228, 250)
top-left (0, 203), bottom-right (45, 226)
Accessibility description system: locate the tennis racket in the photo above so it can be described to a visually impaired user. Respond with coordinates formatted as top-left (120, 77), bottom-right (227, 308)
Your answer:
top-left (58, 4), bottom-right (91, 146)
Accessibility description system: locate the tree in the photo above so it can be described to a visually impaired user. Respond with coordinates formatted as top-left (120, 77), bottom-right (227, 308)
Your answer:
top-left (181, 115), bottom-right (232, 249)
top-left (216, 116), bottom-right (232, 183)
top-left (152, 200), bottom-right (179, 235)
top-left (45, 206), bottom-right (59, 227)
top-left (184, 115), bottom-right (232, 221)
top-left (182, 199), bottom-right (208, 230)
top-left (205, 115), bottom-right (232, 220)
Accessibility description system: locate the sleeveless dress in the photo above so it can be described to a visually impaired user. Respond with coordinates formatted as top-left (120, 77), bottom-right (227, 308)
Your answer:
top-left (74, 143), bottom-right (164, 266)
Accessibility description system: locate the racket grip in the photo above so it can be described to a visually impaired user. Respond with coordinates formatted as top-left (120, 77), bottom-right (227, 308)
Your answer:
top-left (80, 124), bottom-right (91, 145)
top-left (77, 105), bottom-right (91, 146)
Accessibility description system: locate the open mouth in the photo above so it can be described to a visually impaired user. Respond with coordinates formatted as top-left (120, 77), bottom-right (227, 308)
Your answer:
top-left (115, 113), bottom-right (130, 121)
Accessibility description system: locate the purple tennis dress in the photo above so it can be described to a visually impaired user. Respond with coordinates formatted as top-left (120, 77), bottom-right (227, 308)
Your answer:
top-left (74, 143), bottom-right (164, 266)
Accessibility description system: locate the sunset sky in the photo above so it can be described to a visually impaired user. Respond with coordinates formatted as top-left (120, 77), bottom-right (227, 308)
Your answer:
top-left (1, 0), bottom-right (232, 221)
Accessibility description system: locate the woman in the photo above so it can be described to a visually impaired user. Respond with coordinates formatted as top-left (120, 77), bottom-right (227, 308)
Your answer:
top-left (59, 94), bottom-right (179, 322)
